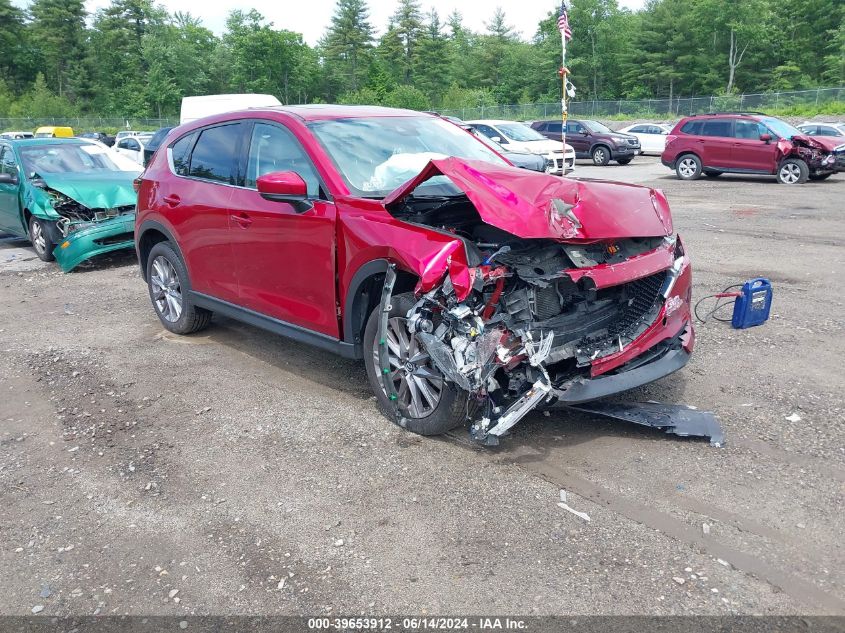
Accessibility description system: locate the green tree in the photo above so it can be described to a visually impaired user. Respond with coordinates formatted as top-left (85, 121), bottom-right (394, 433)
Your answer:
top-left (320, 0), bottom-right (374, 95)
top-left (414, 9), bottom-right (450, 104)
top-left (388, 0), bottom-right (423, 83)
top-left (28, 0), bottom-right (87, 99)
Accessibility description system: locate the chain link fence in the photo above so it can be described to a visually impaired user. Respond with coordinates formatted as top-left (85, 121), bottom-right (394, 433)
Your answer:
top-left (438, 87), bottom-right (845, 121)
top-left (0, 117), bottom-right (178, 133)
top-left (2, 87), bottom-right (843, 130)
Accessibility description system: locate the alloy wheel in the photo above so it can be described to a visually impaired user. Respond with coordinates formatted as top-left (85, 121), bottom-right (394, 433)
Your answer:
top-left (373, 316), bottom-right (444, 418)
top-left (593, 148), bottom-right (606, 164)
top-left (31, 220), bottom-right (47, 255)
top-left (679, 158), bottom-right (698, 178)
top-left (150, 256), bottom-right (183, 322)
top-left (779, 163), bottom-right (800, 184)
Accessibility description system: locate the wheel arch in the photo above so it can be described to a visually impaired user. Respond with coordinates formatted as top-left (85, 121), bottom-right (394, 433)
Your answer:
top-left (342, 259), bottom-right (418, 354)
top-left (137, 220), bottom-right (187, 282)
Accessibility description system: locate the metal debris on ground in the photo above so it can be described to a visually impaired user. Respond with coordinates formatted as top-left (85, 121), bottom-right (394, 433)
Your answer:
top-left (567, 401), bottom-right (725, 447)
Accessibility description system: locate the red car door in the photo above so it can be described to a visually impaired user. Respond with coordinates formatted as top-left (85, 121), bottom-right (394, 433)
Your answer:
top-left (699, 119), bottom-right (734, 168)
top-left (731, 119), bottom-right (779, 172)
top-left (228, 121), bottom-right (339, 338)
top-left (157, 125), bottom-right (243, 303)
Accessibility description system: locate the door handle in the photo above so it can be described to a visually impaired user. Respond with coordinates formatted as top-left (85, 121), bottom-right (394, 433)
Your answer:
top-left (232, 212), bottom-right (252, 227)
top-left (163, 194), bottom-right (181, 207)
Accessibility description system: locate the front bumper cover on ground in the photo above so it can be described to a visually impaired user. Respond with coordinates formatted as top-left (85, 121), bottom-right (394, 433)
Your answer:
top-left (52, 214), bottom-right (135, 272)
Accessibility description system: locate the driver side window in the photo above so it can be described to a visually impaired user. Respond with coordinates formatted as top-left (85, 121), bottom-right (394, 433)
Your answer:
top-left (1, 147), bottom-right (18, 177)
top-left (245, 123), bottom-right (320, 197)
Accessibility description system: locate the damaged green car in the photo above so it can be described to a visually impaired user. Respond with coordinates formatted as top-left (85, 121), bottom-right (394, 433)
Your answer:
top-left (0, 138), bottom-right (142, 272)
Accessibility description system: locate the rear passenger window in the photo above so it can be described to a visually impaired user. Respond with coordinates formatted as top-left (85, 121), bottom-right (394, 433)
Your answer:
top-left (546, 122), bottom-right (562, 133)
top-left (188, 124), bottom-right (243, 184)
top-left (701, 120), bottom-right (732, 137)
top-left (680, 121), bottom-right (702, 135)
top-left (170, 132), bottom-right (196, 176)
top-left (629, 125), bottom-right (646, 133)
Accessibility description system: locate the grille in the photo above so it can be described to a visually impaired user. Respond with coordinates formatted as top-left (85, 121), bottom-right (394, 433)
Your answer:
top-left (609, 271), bottom-right (667, 337)
top-left (94, 231), bottom-right (134, 246)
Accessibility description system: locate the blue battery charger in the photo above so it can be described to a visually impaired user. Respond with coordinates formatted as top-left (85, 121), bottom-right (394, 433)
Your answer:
top-left (731, 278), bottom-right (773, 329)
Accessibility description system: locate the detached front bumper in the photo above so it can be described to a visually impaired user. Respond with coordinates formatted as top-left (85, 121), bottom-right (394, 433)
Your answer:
top-left (53, 214), bottom-right (136, 272)
top-left (550, 325), bottom-right (692, 405)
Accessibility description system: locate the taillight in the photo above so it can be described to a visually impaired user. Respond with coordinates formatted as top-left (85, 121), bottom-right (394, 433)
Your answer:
top-left (133, 176), bottom-right (143, 193)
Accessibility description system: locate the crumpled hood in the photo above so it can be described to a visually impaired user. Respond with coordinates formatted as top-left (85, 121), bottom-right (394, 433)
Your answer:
top-left (38, 172), bottom-right (139, 209)
top-left (792, 134), bottom-right (844, 152)
top-left (383, 157), bottom-right (672, 240)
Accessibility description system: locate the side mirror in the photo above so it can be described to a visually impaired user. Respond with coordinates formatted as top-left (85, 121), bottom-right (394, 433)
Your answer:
top-left (256, 171), bottom-right (312, 212)
top-left (0, 172), bottom-right (18, 185)
top-left (491, 136), bottom-right (504, 143)
top-left (580, 130), bottom-right (589, 136)
top-left (760, 133), bottom-right (772, 143)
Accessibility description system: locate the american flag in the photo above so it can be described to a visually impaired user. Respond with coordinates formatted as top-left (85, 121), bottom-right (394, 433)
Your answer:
top-left (558, 2), bottom-right (572, 41)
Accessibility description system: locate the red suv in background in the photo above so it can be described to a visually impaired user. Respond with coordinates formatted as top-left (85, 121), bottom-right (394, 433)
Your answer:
top-left (662, 113), bottom-right (843, 184)
top-left (135, 105), bottom-right (693, 444)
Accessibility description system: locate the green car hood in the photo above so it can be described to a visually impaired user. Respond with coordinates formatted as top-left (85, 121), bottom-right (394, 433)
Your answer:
top-left (38, 172), bottom-right (138, 209)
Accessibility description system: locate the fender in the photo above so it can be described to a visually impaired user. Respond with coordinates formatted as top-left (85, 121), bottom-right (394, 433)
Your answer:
top-left (342, 258), bottom-right (391, 349)
top-left (136, 219), bottom-right (188, 282)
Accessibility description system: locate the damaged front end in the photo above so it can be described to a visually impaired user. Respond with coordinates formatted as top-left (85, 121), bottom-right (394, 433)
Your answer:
top-left (25, 173), bottom-right (138, 272)
top-left (378, 158), bottom-right (695, 445)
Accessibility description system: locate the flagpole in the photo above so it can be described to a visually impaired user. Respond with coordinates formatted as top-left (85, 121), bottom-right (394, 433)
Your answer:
top-left (559, 2), bottom-right (569, 176)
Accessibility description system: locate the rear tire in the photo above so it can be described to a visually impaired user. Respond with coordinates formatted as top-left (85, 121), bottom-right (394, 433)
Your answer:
top-left (777, 158), bottom-right (809, 184)
top-left (146, 241), bottom-right (212, 335)
top-left (591, 146), bottom-right (610, 166)
top-left (616, 157), bottom-right (632, 165)
top-left (29, 216), bottom-right (55, 262)
top-left (363, 292), bottom-right (469, 436)
top-left (676, 154), bottom-right (702, 180)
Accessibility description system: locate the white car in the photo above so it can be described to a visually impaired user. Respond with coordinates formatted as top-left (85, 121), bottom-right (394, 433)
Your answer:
top-left (796, 122), bottom-right (845, 138)
top-left (616, 123), bottom-right (673, 155)
top-left (114, 134), bottom-right (152, 164)
top-left (467, 119), bottom-right (575, 175)
top-left (114, 130), bottom-right (149, 142)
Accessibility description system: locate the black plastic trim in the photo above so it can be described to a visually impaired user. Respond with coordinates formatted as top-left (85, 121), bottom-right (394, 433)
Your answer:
top-left (135, 220), bottom-right (186, 281)
top-left (550, 342), bottom-right (691, 405)
top-left (191, 291), bottom-right (358, 359)
top-left (342, 259), bottom-right (390, 351)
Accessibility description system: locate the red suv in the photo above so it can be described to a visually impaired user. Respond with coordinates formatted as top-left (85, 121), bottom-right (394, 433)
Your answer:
top-left (135, 106), bottom-right (694, 443)
top-left (662, 113), bottom-right (843, 184)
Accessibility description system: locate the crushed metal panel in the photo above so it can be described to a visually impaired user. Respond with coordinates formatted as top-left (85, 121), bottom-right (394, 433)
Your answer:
top-left (567, 401), bottom-right (725, 447)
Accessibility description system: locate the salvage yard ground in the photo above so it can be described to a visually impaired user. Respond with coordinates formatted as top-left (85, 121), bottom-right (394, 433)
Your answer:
top-left (1, 156), bottom-right (843, 616)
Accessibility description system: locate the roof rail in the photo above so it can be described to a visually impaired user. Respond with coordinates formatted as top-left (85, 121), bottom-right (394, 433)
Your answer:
top-left (690, 111), bottom-right (768, 117)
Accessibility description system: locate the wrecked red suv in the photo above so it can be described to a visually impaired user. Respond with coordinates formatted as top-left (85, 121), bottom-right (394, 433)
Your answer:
top-left (662, 113), bottom-right (843, 184)
top-left (135, 106), bottom-right (693, 444)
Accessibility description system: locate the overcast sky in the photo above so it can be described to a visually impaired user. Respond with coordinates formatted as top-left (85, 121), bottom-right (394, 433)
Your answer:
top-left (15, 0), bottom-right (648, 45)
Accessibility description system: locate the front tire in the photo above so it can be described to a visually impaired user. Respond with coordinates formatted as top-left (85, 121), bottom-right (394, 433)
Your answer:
top-left (591, 146), bottom-right (610, 166)
top-left (363, 292), bottom-right (468, 436)
top-left (29, 216), bottom-right (54, 262)
top-left (676, 154), bottom-right (702, 180)
top-left (146, 242), bottom-right (211, 335)
top-left (777, 158), bottom-right (809, 184)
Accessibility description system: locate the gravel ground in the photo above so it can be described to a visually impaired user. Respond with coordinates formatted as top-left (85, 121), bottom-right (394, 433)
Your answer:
top-left (1, 157), bottom-right (843, 617)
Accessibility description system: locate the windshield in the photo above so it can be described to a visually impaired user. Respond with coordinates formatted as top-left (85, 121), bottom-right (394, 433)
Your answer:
top-left (308, 116), bottom-right (507, 197)
top-left (19, 143), bottom-right (133, 176)
top-left (582, 120), bottom-right (614, 134)
top-left (759, 116), bottom-right (803, 140)
top-left (496, 122), bottom-right (546, 142)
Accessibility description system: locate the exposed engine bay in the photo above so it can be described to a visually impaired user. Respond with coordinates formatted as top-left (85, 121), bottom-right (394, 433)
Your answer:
top-left (41, 185), bottom-right (135, 238)
top-left (378, 192), bottom-right (687, 445)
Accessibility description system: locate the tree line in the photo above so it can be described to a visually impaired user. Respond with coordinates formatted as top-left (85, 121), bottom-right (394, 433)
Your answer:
top-left (0, 0), bottom-right (843, 120)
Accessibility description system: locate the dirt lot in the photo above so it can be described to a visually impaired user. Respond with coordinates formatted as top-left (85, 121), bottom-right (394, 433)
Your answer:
top-left (1, 157), bottom-right (843, 617)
